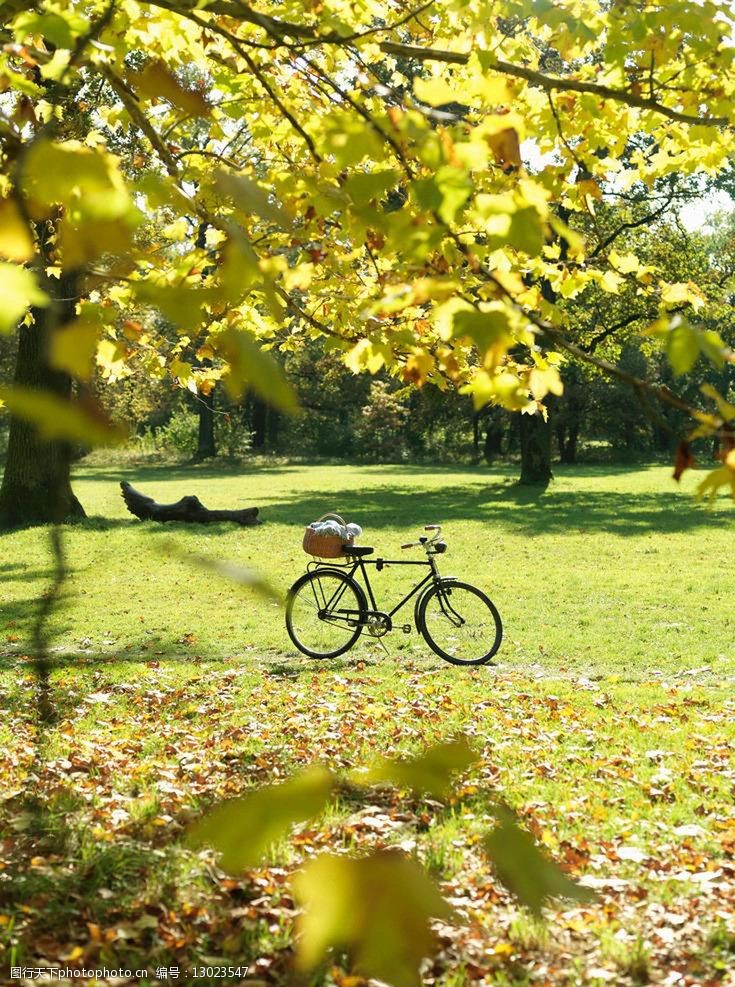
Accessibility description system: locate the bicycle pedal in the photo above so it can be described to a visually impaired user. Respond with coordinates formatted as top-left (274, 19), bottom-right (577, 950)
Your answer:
top-left (402, 624), bottom-right (412, 634)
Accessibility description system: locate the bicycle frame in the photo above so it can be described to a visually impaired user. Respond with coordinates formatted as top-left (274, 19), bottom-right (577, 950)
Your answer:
top-left (308, 553), bottom-right (443, 624)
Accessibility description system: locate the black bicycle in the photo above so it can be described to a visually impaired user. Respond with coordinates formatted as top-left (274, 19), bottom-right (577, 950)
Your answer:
top-left (285, 525), bottom-right (502, 666)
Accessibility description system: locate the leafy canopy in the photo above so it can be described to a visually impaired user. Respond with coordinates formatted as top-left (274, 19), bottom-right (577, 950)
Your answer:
top-left (2, 0), bottom-right (735, 490)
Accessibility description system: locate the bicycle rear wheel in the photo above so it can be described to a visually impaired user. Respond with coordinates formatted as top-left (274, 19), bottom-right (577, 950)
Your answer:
top-left (418, 579), bottom-right (502, 666)
top-left (286, 569), bottom-right (366, 659)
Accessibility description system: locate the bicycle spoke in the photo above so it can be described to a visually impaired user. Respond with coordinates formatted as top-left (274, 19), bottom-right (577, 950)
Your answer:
top-left (420, 581), bottom-right (502, 665)
top-left (286, 571), bottom-right (364, 659)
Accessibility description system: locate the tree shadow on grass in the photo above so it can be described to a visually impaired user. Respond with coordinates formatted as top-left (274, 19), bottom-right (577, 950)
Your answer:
top-left (264, 480), bottom-right (730, 536)
top-left (73, 462), bottom-right (302, 484)
top-left (0, 563), bottom-right (55, 582)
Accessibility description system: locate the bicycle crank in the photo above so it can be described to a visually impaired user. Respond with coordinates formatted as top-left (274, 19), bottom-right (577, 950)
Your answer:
top-left (366, 612), bottom-right (392, 637)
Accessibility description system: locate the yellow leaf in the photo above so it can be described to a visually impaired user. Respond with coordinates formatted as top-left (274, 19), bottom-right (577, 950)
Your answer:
top-left (0, 263), bottom-right (48, 333)
top-left (402, 350), bottom-right (435, 386)
top-left (189, 767), bottom-right (333, 871)
top-left (413, 75), bottom-right (456, 107)
top-left (283, 262), bottom-right (315, 291)
top-left (39, 48), bottom-right (71, 81)
top-left (216, 171), bottom-right (291, 228)
top-left (599, 270), bottom-right (623, 294)
top-left (661, 280), bottom-right (706, 311)
top-left (96, 338), bottom-right (127, 380)
top-left (609, 249), bottom-right (639, 274)
top-left (578, 178), bottom-right (602, 200)
top-left (170, 358), bottom-right (194, 382)
top-left (345, 339), bottom-right (389, 375)
top-left (23, 140), bottom-right (133, 222)
top-left (293, 850), bottom-right (451, 987)
top-left (59, 215), bottom-right (136, 267)
top-left (529, 366), bottom-right (563, 400)
top-left (486, 127), bottom-right (522, 172)
top-left (0, 199), bottom-right (34, 262)
top-left (50, 315), bottom-right (100, 380)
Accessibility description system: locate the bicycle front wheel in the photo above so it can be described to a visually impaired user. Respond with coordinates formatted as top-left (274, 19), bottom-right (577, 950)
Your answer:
top-left (286, 569), bottom-right (366, 659)
top-left (418, 580), bottom-right (502, 666)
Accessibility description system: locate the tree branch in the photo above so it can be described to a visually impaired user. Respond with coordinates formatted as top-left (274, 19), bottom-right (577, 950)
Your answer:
top-left (377, 42), bottom-right (730, 127)
top-left (100, 65), bottom-right (180, 176)
top-left (589, 194), bottom-right (676, 258)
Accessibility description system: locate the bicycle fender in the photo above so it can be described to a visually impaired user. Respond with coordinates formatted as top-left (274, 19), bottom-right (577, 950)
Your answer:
top-left (413, 577), bottom-right (460, 631)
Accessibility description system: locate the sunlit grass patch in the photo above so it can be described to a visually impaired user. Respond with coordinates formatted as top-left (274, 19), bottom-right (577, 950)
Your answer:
top-left (1, 462), bottom-right (734, 984)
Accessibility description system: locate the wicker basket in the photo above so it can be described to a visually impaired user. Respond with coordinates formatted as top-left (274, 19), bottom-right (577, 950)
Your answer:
top-left (303, 513), bottom-right (354, 558)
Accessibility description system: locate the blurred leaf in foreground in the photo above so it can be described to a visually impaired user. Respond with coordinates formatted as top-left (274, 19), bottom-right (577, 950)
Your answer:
top-left (0, 387), bottom-right (127, 446)
top-left (483, 807), bottom-right (597, 917)
top-left (216, 327), bottom-right (298, 413)
top-left (355, 736), bottom-right (477, 797)
top-left (189, 766), bottom-right (334, 871)
top-left (293, 849), bottom-right (452, 987)
top-left (0, 263), bottom-right (48, 333)
top-left (167, 544), bottom-right (281, 603)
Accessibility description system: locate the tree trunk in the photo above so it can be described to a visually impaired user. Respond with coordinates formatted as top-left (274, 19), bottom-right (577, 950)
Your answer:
top-left (519, 411), bottom-right (552, 486)
top-left (193, 389), bottom-right (217, 461)
top-left (557, 423), bottom-right (579, 464)
top-left (0, 266), bottom-right (85, 528)
top-left (483, 415), bottom-right (503, 464)
top-left (251, 397), bottom-right (267, 449)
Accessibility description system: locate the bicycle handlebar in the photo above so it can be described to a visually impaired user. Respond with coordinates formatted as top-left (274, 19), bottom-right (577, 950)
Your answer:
top-left (401, 525), bottom-right (443, 550)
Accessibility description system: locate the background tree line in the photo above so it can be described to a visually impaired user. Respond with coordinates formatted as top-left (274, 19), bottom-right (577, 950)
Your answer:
top-left (3, 210), bottom-right (732, 470)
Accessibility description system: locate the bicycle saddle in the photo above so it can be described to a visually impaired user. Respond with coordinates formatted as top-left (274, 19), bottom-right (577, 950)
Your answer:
top-left (343, 545), bottom-right (374, 556)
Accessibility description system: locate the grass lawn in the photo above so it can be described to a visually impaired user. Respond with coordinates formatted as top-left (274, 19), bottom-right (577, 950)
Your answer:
top-left (1, 461), bottom-right (734, 986)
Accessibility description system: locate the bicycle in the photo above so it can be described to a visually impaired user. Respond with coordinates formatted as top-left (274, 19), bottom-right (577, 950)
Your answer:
top-left (285, 525), bottom-right (502, 666)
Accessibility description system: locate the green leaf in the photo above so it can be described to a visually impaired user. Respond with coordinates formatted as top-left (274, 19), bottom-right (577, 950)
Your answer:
top-left (483, 807), bottom-right (597, 917)
top-left (665, 319), bottom-right (699, 376)
top-left (435, 166), bottom-right (472, 224)
top-left (507, 205), bottom-right (545, 256)
top-left (0, 263), bottom-right (48, 333)
top-left (215, 171), bottom-right (291, 228)
top-left (345, 169), bottom-right (399, 206)
top-left (700, 383), bottom-right (735, 422)
top-left (188, 766), bottom-right (334, 871)
top-left (293, 850), bottom-right (452, 987)
top-left (0, 387), bottom-right (127, 446)
top-left (14, 9), bottom-right (88, 49)
top-left (219, 237), bottom-right (261, 304)
top-left (356, 736), bottom-right (477, 797)
top-left (323, 112), bottom-right (384, 167)
top-left (216, 327), bottom-right (299, 413)
top-left (135, 282), bottom-right (217, 332)
top-left (413, 167), bottom-right (473, 224)
top-left (698, 329), bottom-right (727, 369)
top-left (452, 306), bottom-right (513, 350)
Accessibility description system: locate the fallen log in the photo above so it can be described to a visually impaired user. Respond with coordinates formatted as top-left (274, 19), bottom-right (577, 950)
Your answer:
top-left (120, 480), bottom-right (260, 525)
